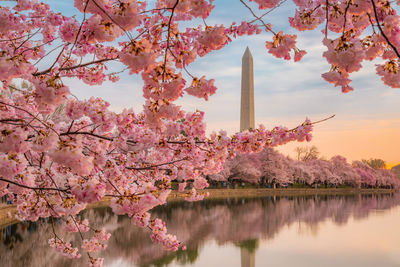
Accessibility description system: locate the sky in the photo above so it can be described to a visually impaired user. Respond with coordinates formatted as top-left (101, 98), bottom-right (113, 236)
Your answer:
top-left (6, 0), bottom-right (400, 167)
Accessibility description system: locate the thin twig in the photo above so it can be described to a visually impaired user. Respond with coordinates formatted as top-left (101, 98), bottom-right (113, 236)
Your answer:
top-left (342, 0), bottom-right (351, 37)
top-left (367, 13), bottom-right (377, 34)
top-left (33, 44), bottom-right (65, 66)
top-left (249, 0), bottom-right (288, 23)
top-left (0, 178), bottom-right (68, 192)
top-left (126, 157), bottom-right (188, 170)
top-left (91, 0), bottom-right (133, 40)
top-left (325, 0), bottom-right (329, 39)
top-left (33, 57), bottom-right (118, 76)
top-left (60, 0), bottom-right (90, 70)
top-left (60, 131), bottom-right (113, 141)
top-left (0, 101), bottom-right (60, 136)
top-left (240, 0), bottom-right (276, 34)
top-left (162, 0), bottom-right (180, 82)
top-left (370, 0), bottom-right (400, 59)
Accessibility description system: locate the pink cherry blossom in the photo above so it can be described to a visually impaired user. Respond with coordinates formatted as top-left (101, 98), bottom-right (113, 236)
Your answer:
top-left (265, 31), bottom-right (297, 60)
top-left (185, 76), bottom-right (217, 100)
top-left (48, 238), bottom-right (81, 259)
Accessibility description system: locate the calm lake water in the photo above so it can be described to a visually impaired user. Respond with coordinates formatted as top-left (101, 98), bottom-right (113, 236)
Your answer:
top-left (2, 194), bottom-right (400, 267)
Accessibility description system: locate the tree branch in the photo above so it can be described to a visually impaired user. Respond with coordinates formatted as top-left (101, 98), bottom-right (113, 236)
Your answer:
top-left (162, 0), bottom-right (180, 82)
top-left (126, 157), bottom-right (188, 170)
top-left (0, 178), bottom-right (68, 192)
top-left (370, 0), bottom-right (400, 59)
top-left (240, 0), bottom-right (276, 34)
top-left (342, 0), bottom-right (351, 37)
top-left (33, 57), bottom-right (118, 76)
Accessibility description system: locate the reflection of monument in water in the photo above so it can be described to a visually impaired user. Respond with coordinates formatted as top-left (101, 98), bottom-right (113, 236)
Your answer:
top-left (238, 239), bottom-right (258, 267)
top-left (241, 247), bottom-right (255, 267)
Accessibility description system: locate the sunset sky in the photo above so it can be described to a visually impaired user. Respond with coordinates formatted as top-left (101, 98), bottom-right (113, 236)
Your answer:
top-left (12, 0), bottom-right (400, 167)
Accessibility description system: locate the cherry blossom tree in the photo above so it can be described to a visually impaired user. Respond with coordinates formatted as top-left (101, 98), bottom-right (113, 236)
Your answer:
top-left (257, 148), bottom-right (292, 186)
top-left (306, 159), bottom-right (335, 186)
top-left (211, 149), bottom-right (399, 188)
top-left (329, 155), bottom-right (361, 187)
top-left (353, 160), bottom-right (377, 187)
top-left (1, 0), bottom-right (400, 265)
top-left (290, 159), bottom-right (316, 185)
top-left (208, 153), bottom-right (262, 184)
top-left (374, 168), bottom-right (399, 188)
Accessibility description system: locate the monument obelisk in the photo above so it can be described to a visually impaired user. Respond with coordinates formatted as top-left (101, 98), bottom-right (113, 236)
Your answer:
top-left (240, 47), bottom-right (255, 132)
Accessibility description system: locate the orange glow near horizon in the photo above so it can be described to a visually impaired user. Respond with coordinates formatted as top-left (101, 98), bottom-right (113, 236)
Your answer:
top-left (205, 117), bottom-right (399, 168)
top-left (277, 118), bottom-right (400, 168)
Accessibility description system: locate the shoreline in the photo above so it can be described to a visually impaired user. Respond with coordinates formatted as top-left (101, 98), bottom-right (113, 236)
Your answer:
top-left (0, 188), bottom-right (395, 228)
top-left (169, 188), bottom-right (396, 201)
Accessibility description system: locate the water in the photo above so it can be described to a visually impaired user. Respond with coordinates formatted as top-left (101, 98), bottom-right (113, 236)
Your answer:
top-left (1, 194), bottom-right (400, 267)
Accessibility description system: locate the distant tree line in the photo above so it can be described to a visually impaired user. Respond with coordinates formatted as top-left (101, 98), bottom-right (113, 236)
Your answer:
top-left (207, 147), bottom-right (399, 189)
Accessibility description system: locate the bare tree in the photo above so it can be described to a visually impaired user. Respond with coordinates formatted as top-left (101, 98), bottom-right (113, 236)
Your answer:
top-left (362, 158), bottom-right (387, 170)
top-left (294, 146), bottom-right (320, 161)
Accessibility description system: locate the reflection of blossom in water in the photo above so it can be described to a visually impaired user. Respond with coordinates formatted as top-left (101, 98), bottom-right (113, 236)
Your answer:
top-left (297, 221), bottom-right (320, 237)
top-left (0, 219), bottom-right (86, 267)
top-left (1, 194), bottom-right (400, 267)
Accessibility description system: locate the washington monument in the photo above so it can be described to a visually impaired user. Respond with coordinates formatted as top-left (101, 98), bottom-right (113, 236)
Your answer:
top-left (240, 47), bottom-right (255, 132)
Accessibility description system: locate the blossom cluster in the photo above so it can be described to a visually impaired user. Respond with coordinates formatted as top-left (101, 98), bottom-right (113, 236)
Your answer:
top-left (48, 238), bottom-right (81, 259)
top-left (81, 229), bottom-right (111, 253)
